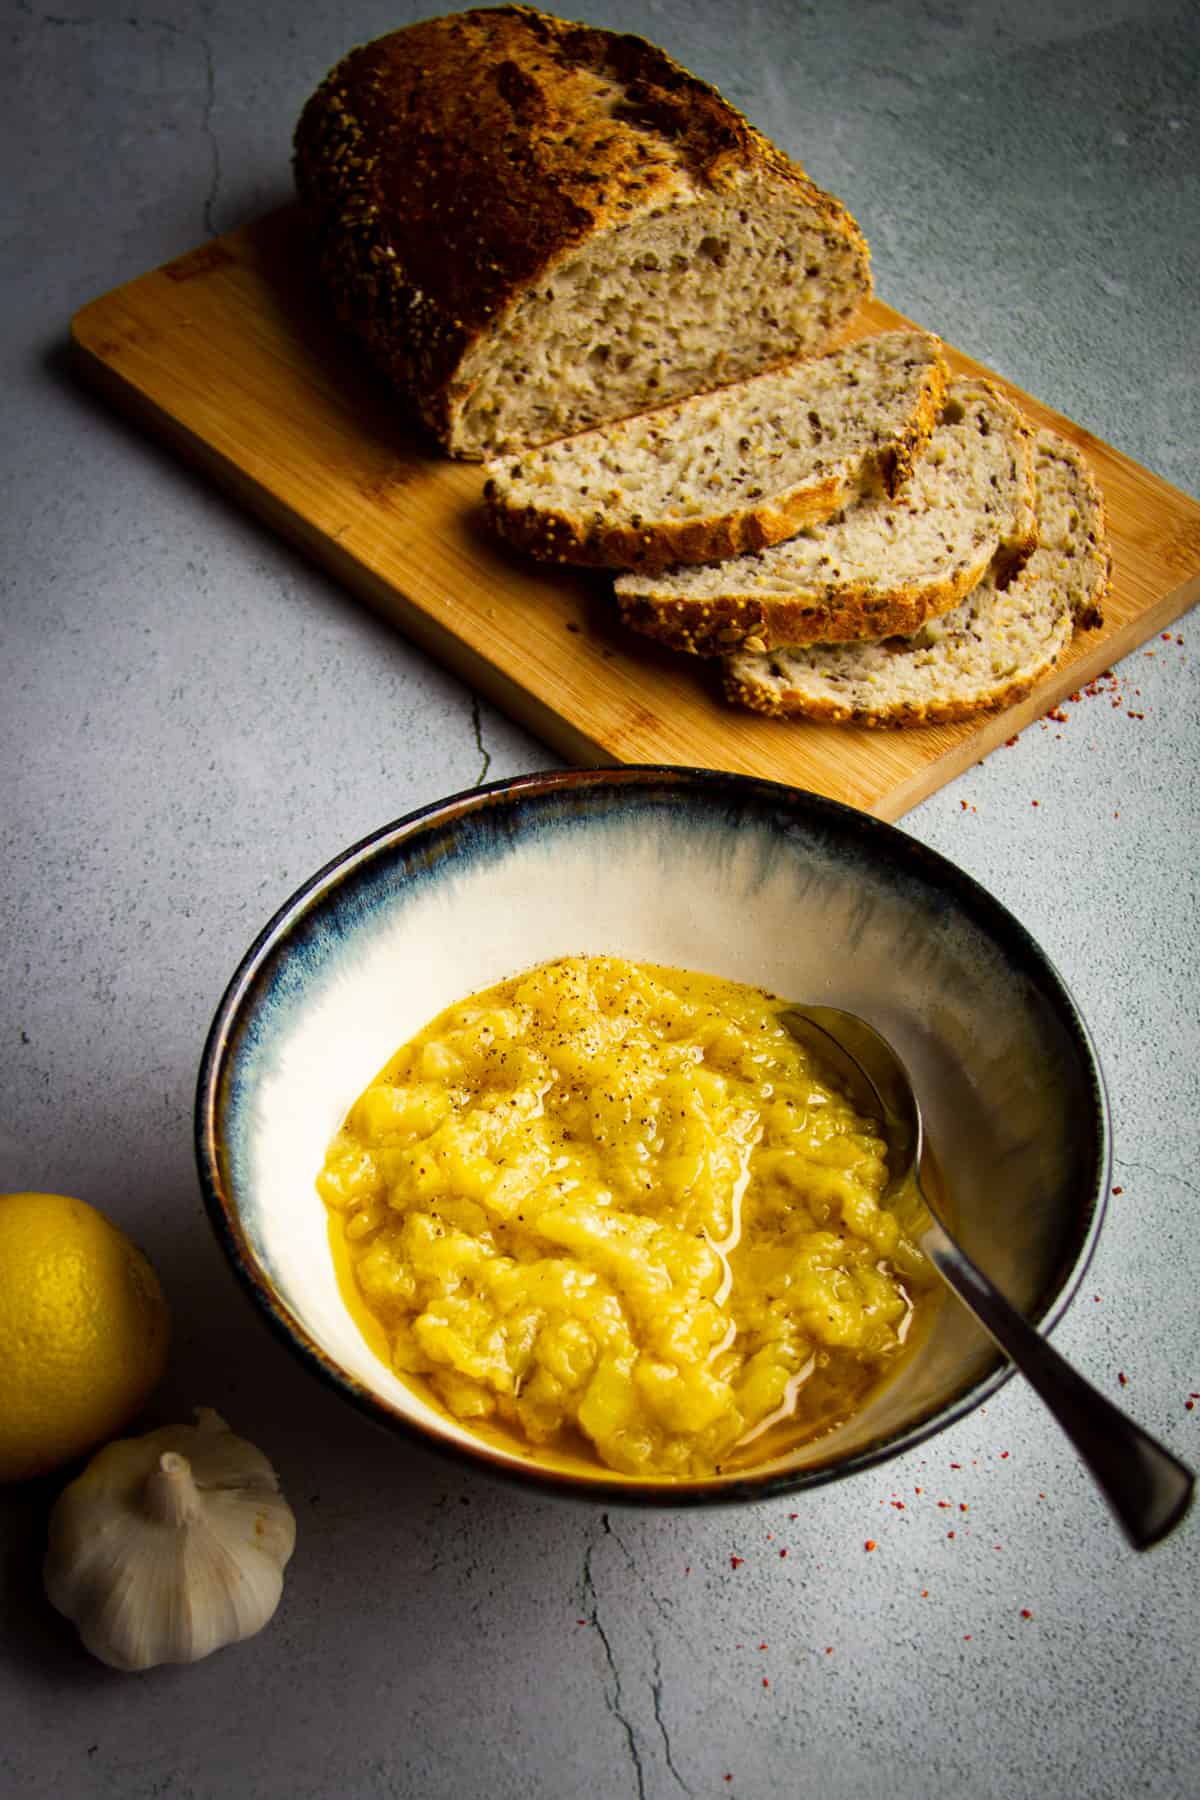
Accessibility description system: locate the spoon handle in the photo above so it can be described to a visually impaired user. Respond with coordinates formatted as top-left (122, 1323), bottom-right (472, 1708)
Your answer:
top-left (920, 1211), bottom-right (1194, 1550)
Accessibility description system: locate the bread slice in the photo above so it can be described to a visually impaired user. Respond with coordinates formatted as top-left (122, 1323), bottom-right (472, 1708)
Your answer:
top-left (722, 430), bottom-right (1108, 728)
top-left (482, 331), bottom-right (948, 570)
top-left (294, 7), bottom-right (872, 459)
top-left (615, 378), bottom-right (1038, 654)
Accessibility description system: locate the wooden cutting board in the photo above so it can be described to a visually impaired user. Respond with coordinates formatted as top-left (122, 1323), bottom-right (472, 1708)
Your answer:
top-left (71, 206), bottom-right (1200, 820)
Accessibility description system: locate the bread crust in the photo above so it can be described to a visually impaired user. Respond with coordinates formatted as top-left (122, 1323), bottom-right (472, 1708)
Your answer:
top-left (482, 341), bottom-right (948, 570)
top-left (293, 6), bottom-right (871, 456)
top-left (722, 659), bottom-right (1058, 728)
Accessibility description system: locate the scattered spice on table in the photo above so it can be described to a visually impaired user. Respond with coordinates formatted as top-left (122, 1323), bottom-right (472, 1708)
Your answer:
top-left (1021, 1609), bottom-right (1034, 1621)
top-left (864, 1540), bottom-right (877, 1552)
top-left (1118, 1371), bottom-right (1128, 1387)
top-left (730, 1555), bottom-right (744, 1569)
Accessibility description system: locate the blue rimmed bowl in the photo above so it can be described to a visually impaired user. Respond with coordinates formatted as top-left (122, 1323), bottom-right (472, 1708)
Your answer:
top-left (195, 767), bottom-right (1109, 1505)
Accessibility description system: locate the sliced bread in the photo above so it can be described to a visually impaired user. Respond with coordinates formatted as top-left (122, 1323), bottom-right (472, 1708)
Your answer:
top-left (294, 8), bottom-right (872, 459)
top-left (614, 378), bottom-right (1038, 655)
top-left (482, 331), bottom-right (948, 570)
top-left (722, 429), bottom-right (1108, 728)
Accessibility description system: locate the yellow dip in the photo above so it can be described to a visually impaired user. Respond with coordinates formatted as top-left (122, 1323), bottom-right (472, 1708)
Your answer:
top-left (318, 956), bottom-right (929, 1478)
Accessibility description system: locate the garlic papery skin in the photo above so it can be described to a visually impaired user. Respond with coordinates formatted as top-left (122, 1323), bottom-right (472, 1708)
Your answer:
top-left (44, 1408), bottom-right (296, 1672)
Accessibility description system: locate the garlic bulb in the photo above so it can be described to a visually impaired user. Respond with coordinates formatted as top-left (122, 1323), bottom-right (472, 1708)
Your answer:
top-left (44, 1407), bottom-right (296, 1671)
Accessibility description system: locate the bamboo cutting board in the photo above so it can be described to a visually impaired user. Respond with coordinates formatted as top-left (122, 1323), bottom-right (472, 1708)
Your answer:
top-left (71, 206), bottom-right (1200, 820)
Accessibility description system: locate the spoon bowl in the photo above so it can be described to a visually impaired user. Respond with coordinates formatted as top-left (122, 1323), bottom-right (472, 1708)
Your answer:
top-left (782, 1004), bottom-right (1195, 1550)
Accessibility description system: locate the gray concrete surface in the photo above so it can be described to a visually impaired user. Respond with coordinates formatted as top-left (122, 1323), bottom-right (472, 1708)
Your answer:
top-left (2, 3), bottom-right (1198, 1796)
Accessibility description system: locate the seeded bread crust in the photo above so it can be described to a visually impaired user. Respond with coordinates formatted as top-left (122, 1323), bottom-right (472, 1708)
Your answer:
top-left (481, 331), bottom-right (948, 571)
top-left (293, 6), bottom-right (872, 458)
top-left (615, 378), bottom-right (1038, 654)
top-left (723, 430), bottom-right (1109, 728)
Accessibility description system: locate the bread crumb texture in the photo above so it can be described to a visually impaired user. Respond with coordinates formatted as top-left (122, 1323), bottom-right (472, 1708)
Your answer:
top-left (615, 379), bottom-right (1039, 651)
top-left (483, 330), bottom-right (948, 569)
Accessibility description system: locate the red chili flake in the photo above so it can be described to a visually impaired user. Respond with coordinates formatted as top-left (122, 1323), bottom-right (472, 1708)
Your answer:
top-left (963, 1635), bottom-right (972, 1642)
top-left (1031, 799), bottom-right (1040, 808)
top-left (1185, 1401), bottom-right (1194, 1411)
top-left (864, 1540), bottom-right (877, 1552)
top-left (1038, 1493), bottom-right (1046, 1500)
top-left (1005, 735), bottom-right (1018, 747)
top-left (685, 1566), bottom-right (691, 1575)
top-left (1021, 1609), bottom-right (1034, 1620)
top-left (920, 1589), bottom-right (929, 1598)
top-left (577, 1618), bottom-right (588, 1625)
top-left (892, 1501), bottom-right (906, 1511)
top-left (724, 1777), bottom-right (733, 1784)
top-left (1112, 1186), bottom-right (1123, 1196)
top-left (779, 1548), bottom-right (788, 1558)
top-left (762, 1677), bottom-right (770, 1688)
top-left (960, 1503), bottom-right (969, 1513)
top-left (950, 1463), bottom-right (961, 1470)
top-left (1163, 632), bottom-right (1173, 641)
top-left (914, 1486), bottom-right (923, 1494)
top-left (937, 1501), bottom-right (951, 1509)
top-left (825, 1647), bottom-right (833, 1655)
top-left (947, 1531), bottom-right (956, 1540)
top-left (730, 1556), bottom-right (744, 1569)
top-left (1118, 1372), bottom-right (1128, 1387)
top-left (1000, 1452), bottom-right (1010, 1460)
top-left (789, 1513), bottom-right (798, 1520)
top-left (758, 1642), bottom-right (768, 1651)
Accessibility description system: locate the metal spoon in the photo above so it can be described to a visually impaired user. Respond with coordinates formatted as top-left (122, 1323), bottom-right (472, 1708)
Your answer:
top-left (781, 1004), bottom-right (1194, 1551)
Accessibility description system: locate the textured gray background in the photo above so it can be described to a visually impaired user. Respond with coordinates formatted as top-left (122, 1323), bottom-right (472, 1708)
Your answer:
top-left (2, 2), bottom-right (1198, 1796)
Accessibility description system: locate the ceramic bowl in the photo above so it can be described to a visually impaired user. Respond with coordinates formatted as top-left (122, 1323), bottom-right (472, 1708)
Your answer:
top-left (195, 767), bottom-right (1110, 1504)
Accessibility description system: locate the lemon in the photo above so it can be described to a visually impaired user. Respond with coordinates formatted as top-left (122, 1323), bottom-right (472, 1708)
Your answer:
top-left (0, 1192), bottom-right (170, 1484)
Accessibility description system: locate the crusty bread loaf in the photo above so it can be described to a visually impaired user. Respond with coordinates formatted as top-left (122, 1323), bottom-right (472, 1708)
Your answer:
top-left (293, 6), bottom-right (872, 460)
top-left (722, 430), bottom-right (1108, 727)
top-left (614, 377), bottom-right (1038, 654)
top-left (482, 330), bottom-right (947, 570)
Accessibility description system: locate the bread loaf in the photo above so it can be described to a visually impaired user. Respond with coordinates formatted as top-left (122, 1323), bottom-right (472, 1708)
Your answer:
top-left (722, 429), bottom-right (1108, 727)
top-left (293, 6), bottom-right (872, 459)
top-left (614, 378), bottom-right (1038, 654)
top-left (482, 330), bottom-right (947, 570)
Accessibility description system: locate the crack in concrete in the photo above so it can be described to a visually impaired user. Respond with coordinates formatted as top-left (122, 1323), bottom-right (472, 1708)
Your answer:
top-left (21, 13), bottom-right (222, 239)
top-left (470, 694), bottom-right (493, 787)
top-left (604, 1511), bottom-right (689, 1644)
top-left (582, 1514), bottom-right (647, 1800)
top-left (1112, 1157), bottom-right (1197, 1198)
top-left (141, 15), bottom-right (221, 238)
top-left (649, 1633), bottom-right (692, 1795)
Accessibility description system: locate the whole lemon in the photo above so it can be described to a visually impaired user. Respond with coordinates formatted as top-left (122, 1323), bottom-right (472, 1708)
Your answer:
top-left (0, 1192), bottom-right (170, 1484)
